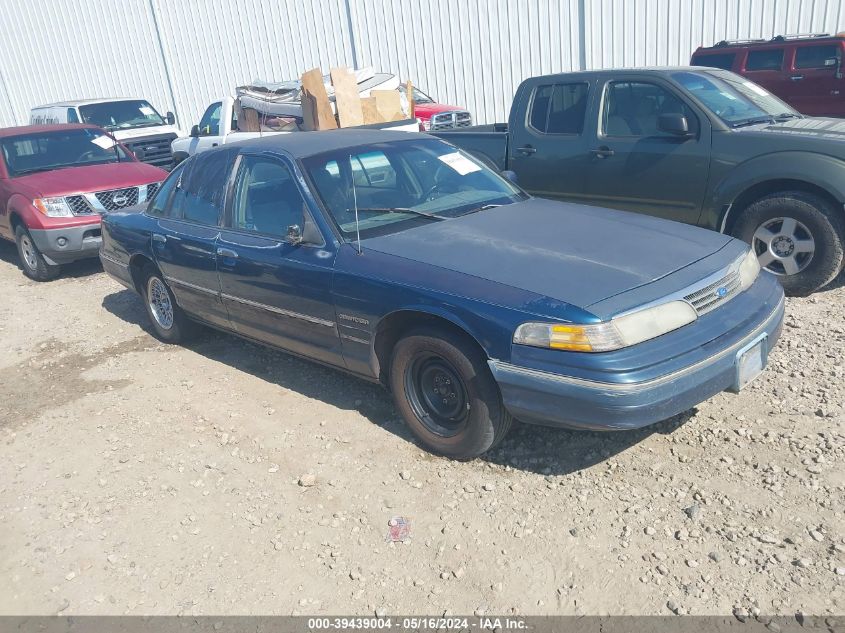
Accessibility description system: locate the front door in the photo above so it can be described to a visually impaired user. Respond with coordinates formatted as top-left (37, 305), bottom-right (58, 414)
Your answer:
top-left (216, 153), bottom-right (342, 366)
top-left (151, 149), bottom-right (236, 327)
top-left (184, 101), bottom-right (230, 156)
top-left (789, 42), bottom-right (844, 117)
top-left (507, 79), bottom-right (594, 202)
top-left (582, 78), bottom-right (711, 225)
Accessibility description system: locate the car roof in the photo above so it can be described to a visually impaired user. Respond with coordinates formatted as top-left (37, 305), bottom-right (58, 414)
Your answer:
top-left (696, 34), bottom-right (845, 51)
top-left (0, 123), bottom-right (104, 139)
top-left (233, 129), bottom-right (431, 158)
top-left (31, 98), bottom-right (144, 108)
top-left (528, 67), bottom-right (719, 79)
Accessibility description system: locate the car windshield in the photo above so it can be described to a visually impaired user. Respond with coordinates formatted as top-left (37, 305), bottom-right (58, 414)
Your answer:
top-left (79, 100), bottom-right (165, 130)
top-left (0, 128), bottom-right (130, 177)
top-left (410, 87), bottom-right (435, 104)
top-left (672, 70), bottom-right (799, 126)
top-left (302, 139), bottom-right (526, 239)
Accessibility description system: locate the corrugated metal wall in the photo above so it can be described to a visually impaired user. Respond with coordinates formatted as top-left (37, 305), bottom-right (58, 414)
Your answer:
top-left (0, 0), bottom-right (842, 128)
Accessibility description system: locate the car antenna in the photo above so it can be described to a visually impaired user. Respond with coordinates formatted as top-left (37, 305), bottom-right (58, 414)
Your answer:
top-left (351, 154), bottom-right (362, 255)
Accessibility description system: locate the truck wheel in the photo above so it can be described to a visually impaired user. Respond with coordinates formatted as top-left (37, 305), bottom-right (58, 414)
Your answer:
top-left (389, 327), bottom-right (513, 459)
top-left (14, 225), bottom-right (61, 281)
top-left (141, 265), bottom-right (194, 343)
top-left (732, 191), bottom-right (844, 296)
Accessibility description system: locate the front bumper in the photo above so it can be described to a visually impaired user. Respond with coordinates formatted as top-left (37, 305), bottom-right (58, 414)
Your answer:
top-left (29, 223), bottom-right (102, 265)
top-left (489, 275), bottom-right (785, 431)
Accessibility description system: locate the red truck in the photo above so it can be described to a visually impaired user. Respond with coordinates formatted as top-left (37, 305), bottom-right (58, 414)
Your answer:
top-left (692, 33), bottom-right (845, 117)
top-left (409, 86), bottom-right (473, 130)
top-left (0, 124), bottom-right (167, 280)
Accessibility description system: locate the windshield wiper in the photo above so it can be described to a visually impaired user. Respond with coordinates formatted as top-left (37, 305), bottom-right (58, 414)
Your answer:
top-left (731, 116), bottom-right (776, 128)
top-left (354, 207), bottom-right (444, 220)
top-left (459, 203), bottom-right (501, 216)
top-left (774, 112), bottom-right (802, 121)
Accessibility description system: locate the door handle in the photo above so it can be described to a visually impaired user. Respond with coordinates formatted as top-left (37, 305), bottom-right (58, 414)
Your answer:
top-left (211, 143), bottom-right (219, 147)
top-left (591, 147), bottom-right (615, 159)
top-left (216, 247), bottom-right (239, 259)
top-left (516, 145), bottom-right (537, 155)
top-left (152, 233), bottom-right (167, 244)
top-left (790, 75), bottom-right (804, 81)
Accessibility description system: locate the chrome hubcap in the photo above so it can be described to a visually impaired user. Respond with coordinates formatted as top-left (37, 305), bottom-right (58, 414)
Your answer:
top-left (147, 277), bottom-right (174, 330)
top-left (752, 217), bottom-right (815, 277)
top-left (20, 235), bottom-right (37, 270)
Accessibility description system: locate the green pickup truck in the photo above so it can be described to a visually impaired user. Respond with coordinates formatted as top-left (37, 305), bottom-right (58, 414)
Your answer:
top-left (434, 67), bottom-right (845, 295)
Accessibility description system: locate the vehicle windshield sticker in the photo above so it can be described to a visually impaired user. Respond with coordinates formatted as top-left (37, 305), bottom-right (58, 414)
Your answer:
top-left (91, 135), bottom-right (116, 149)
top-left (139, 106), bottom-right (155, 116)
top-left (437, 152), bottom-right (482, 176)
top-left (743, 82), bottom-right (770, 97)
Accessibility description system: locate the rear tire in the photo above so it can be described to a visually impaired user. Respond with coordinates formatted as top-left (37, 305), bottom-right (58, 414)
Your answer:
top-left (731, 191), bottom-right (844, 296)
top-left (389, 327), bottom-right (512, 459)
top-left (15, 225), bottom-right (61, 281)
top-left (141, 265), bottom-right (194, 343)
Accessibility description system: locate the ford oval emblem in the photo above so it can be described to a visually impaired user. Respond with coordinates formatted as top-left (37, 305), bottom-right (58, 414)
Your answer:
top-left (715, 286), bottom-right (728, 298)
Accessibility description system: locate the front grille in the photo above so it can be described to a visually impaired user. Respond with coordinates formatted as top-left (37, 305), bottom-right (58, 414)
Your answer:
top-left (94, 187), bottom-right (139, 211)
top-left (123, 133), bottom-right (177, 168)
top-left (65, 195), bottom-right (93, 215)
top-left (429, 110), bottom-right (473, 130)
top-left (684, 269), bottom-right (742, 315)
top-left (146, 182), bottom-right (161, 200)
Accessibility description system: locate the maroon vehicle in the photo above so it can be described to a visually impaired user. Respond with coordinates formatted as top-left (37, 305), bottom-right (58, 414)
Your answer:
top-left (692, 33), bottom-right (845, 117)
top-left (0, 124), bottom-right (167, 280)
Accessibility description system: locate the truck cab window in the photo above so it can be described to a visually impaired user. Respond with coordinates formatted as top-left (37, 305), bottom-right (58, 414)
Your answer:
top-left (529, 83), bottom-right (589, 134)
top-left (603, 82), bottom-right (698, 138)
top-left (198, 102), bottom-right (222, 136)
top-left (230, 156), bottom-right (306, 238)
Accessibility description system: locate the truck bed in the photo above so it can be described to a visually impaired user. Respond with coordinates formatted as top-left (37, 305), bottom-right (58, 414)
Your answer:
top-left (433, 123), bottom-right (509, 171)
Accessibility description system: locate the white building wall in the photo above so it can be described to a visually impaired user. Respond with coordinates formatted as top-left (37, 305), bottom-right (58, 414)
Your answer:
top-left (0, 0), bottom-right (842, 129)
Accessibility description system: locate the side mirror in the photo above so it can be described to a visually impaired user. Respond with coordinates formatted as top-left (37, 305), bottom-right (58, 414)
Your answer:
top-left (658, 113), bottom-right (691, 137)
top-left (190, 124), bottom-right (200, 138)
top-left (166, 111), bottom-right (176, 126)
top-left (286, 224), bottom-right (303, 245)
top-left (501, 169), bottom-right (519, 185)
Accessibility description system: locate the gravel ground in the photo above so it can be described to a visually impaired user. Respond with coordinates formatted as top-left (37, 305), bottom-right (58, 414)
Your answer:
top-left (0, 241), bottom-right (842, 617)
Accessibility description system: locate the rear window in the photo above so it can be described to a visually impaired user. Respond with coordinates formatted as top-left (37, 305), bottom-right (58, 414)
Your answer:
top-left (691, 52), bottom-right (736, 70)
top-left (169, 149), bottom-right (236, 226)
top-left (795, 44), bottom-right (841, 69)
top-left (528, 82), bottom-right (589, 134)
top-left (746, 48), bottom-right (784, 71)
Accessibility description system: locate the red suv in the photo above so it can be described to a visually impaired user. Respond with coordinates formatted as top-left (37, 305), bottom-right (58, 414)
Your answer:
top-left (692, 33), bottom-right (845, 117)
top-left (0, 124), bottom-right (167, 280)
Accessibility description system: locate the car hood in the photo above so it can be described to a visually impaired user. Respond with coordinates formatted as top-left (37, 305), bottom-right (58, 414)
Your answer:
top-left (415, 102), bottom-right (467, 117)
top-left (12, 161), bottom-right (167, 198)
top-left (738, 116), bottom-right (845, 142)
top-left (362, 198), bottom-right (733, 309)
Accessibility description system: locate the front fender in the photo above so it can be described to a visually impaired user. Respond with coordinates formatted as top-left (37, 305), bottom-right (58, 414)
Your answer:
top-left (704, 151), bottom-right (845, 231)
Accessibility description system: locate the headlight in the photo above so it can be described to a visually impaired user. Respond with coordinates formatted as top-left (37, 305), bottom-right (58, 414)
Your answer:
top-left (738, 248), bottom-right (760, 291)
top-left (33, 197), bottom-right (72, 217)
top-left (514, 301), bottom-right (697, 352)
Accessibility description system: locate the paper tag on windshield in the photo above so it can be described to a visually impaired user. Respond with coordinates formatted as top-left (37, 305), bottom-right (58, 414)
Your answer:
top-left (139, 106), bottom-right (155, 115)
top-left (743, 81), bottom-right (770, 97)
top-left (91, 135), bottom-right (116, 149)
top-left (437, 152), bottom-right (481, 176)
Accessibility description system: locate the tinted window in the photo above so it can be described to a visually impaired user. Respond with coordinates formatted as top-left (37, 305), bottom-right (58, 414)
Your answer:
top-left (603, 82), bottom-right (698, 137)
top-left (198, 102), bottom-right (222, 136)
top-left (746, 48), bottom-right (784, 71)
top-left (171, 150), bottom-right (234, 225)
top-left (691, 53), bottom-right (736, 70)
top-left (66, 108), bottom-right (80, 123)
top-left (230, 156), bottom-right (305, 238)
top-left (795, 45), bottom-right (840, 69)
top-left (529, 83), bottom-right (589, 134)
top-left (147, 163), bottom-right (185, 217)
top-left (0, 128), bottom-right (130, 177)
top-left (79, 100), bottom-right (165, 130)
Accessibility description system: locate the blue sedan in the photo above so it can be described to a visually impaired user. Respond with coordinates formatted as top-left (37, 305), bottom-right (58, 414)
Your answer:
top-left (99, 130), bottom-right (784, 458)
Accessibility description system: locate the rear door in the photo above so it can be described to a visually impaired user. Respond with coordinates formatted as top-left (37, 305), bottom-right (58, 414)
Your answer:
top-left (506, 79), bottom-right (594, 202)
top-left (789, 41), bottom-right (844, 116)
top-left (151, 148), bottom-right (237, 327)
top-left (216, 152), bottom-right (342, 366)
top-left (581, 77), bottom-right (711, 224)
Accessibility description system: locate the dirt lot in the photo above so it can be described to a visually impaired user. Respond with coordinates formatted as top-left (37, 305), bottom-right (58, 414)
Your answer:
top-left (0, 241), bottom-right (842, 617)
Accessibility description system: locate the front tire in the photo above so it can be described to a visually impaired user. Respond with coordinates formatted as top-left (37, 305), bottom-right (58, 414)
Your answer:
top-left (141, 265), bottom-right (194, 343)
top-left (389, 327), bottom-right (512, 459)
top-left (731, 191), bottom-right (844, 296)
top-left (15, 225), bottom-right (61, 281)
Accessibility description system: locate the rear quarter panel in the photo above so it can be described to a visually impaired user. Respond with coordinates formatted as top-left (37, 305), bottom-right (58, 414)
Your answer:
top-left (100, 208), bottom-right (156, 288)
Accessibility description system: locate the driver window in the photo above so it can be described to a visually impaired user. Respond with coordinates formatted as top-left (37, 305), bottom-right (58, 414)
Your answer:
top-left (603, 82), bottom-right (698, 138)
top-left (230, 156), bottom-right (305, 238)
top-left (198, 102), bottom-right (222, 136)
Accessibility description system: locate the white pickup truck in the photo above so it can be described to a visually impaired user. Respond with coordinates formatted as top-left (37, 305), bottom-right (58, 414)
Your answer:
top-left (30, 98), bottom-right (184, 169)
top-left (171, 70), bottom-right (419, 165)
